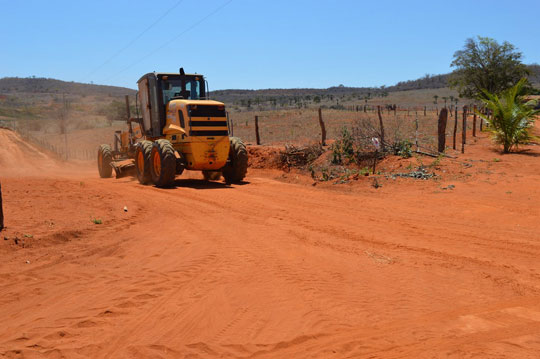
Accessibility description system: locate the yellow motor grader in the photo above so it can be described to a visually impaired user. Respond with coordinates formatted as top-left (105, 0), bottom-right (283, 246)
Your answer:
top-left (97, 68), bottom-right (248, 187)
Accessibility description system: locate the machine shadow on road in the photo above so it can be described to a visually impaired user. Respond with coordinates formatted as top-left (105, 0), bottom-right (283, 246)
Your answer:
top-left (161, 179), bottom-right (251, 190)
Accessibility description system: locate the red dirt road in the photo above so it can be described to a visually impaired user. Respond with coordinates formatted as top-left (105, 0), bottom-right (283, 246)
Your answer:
top-left (1, 128), bottom-right (540, 358)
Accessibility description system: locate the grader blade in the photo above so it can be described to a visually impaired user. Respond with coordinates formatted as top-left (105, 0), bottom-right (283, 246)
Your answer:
top-left (111, 159), bottom-right (136, 178)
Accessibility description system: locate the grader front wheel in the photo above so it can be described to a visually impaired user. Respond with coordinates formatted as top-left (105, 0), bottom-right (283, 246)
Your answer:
top-left (222, 137), bottom-right (248, 183)
top-left (150, 139), bottom-right (176, 187)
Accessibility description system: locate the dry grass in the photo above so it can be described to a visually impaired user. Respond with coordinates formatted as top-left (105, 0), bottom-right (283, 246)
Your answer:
top-left (229, 107), bottom-right (469, 154)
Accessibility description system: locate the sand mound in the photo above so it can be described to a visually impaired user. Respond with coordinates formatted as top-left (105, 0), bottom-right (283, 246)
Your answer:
top-left (0, 129), bottom-right (60, 176)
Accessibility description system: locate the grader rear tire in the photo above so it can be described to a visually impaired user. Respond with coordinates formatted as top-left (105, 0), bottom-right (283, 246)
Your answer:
top-left (97, 144), bottom-right (113, 178)
top-left (150, 139), bottom-right (176, 188)
top-left (135, 140), bottom-right (153, 185)
top-left (222, 137), bottom-right (248, 184)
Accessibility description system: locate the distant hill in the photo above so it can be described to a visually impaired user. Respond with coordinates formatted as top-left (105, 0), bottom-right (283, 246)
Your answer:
top-left (2, 64), bottom-right (539, 104)
top-left (0, 77), bottom-right (136, 97)
top-left (211, 64), bottom-right (540, 104)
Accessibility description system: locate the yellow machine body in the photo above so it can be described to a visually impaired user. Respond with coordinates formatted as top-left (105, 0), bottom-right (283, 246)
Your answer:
top-left (162, 99), bottom-right (230, 171)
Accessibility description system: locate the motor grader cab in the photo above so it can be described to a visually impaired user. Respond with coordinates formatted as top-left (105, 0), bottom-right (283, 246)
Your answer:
top-left (97, 68), bottom-right (248, 187)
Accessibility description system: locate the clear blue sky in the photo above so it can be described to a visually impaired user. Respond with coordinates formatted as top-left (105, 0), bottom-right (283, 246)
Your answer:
top-left (1, 0), bottom-right (539, 90)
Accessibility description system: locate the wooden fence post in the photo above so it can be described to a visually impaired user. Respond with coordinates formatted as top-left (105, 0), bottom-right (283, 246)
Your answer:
top-left (415, 112), bottom-right (419, 152)
top-left (472, 105), bottom-right (477, 137)
top-left (462, 106), bottom-right (467, 154)
top-left (453, 107), bottom-right (458, 150)
top-left (227, 111), bottom-right (234, 137)
top-left (318, 107), bottom-right (327, 146)
top-left (0, 182), bottom-right (4, 231)
top-left (377, 105), bottom-right (385, 150)
top-left (438, 108), bottom-right (448, 153)
top-left (254, 116), bottom-right (260, 145)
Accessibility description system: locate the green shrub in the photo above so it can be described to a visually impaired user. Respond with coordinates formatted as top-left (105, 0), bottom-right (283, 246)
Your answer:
top-left (478, 78), bottom-right (539, 153)
top-left (331, 127), bottom-right (355, 164)
top-left (391, 140), bottom-right (413, 158)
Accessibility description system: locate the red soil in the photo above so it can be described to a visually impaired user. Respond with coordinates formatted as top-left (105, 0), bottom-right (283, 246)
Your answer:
top-left (1, 128), bottom-right (540, 358)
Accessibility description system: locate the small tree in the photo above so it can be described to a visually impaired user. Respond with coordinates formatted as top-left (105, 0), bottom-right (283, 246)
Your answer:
top-left (477, 78), bottom-right (539, 153)
top-left (450, 36), bottom-right (529, 99)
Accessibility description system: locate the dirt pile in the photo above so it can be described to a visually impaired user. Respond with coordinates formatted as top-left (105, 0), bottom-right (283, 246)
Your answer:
top-left (0, 129), bottom-right (60, 176)
top-left (247, 145), bottom-right (282, 169)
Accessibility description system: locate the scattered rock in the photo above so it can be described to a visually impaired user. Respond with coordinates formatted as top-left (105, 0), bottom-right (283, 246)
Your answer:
top-left (123, 206), bottom-right (128, 212)
top-left (386, 166), bottom-right (435, 180)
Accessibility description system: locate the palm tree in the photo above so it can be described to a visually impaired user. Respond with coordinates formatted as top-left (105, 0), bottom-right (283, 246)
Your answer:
top-left (477, 78), bottom-right (539, 153)
top-left (442, 96), bottom-right (448, 108)
top-left (433, 95), bottom-right (439, 104)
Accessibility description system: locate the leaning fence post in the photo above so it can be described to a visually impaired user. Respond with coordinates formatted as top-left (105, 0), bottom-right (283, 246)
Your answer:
top-left (0, 182), bottom-right (4, 231)
top-left (254, 115), bottom-right (260, 145)
top-left (462, 106), bottom-right (467, 154)
top-left (377, 105), bottom-right (385, 150)
top-left (472, 105), bottom-right (477, 137)
top-left (452, 107), bottom-right (458, 150)
top-left (318, 107), bottom-right (327, 146)
top-left (438, 108), bottom-right (448, 153)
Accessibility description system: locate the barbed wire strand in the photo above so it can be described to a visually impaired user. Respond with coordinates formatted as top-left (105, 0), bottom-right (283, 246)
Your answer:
top-left (107, 0), bottom-right (233, 83)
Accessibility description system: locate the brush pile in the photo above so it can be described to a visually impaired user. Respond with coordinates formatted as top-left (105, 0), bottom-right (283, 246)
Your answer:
top-left (279, 143), bottom-right (324, 169)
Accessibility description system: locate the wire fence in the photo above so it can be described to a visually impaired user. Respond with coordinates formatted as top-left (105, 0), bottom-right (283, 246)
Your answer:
top-left (228, 106), bottom-right (481, 154)
top-left (1, 104), bottom-right (483, 162)
top-left (0, 119), bottom-right (96, 161)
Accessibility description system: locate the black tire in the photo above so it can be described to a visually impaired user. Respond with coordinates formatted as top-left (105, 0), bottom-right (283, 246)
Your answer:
top-left (150, 139), bottom-right (176, 187)
top-left (97, 144), bottom-right (113, 178)
top-left (222, 137), bottom-right (248, 183)
top-left (135, 140), bottom-right (153, 185)
top-left (176, 152), bottom-right (186, 175)
top-left (202, 170), bottom-right (221, 181)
